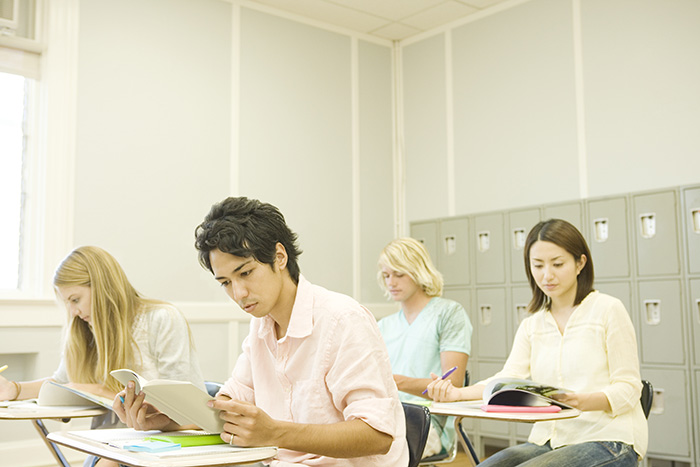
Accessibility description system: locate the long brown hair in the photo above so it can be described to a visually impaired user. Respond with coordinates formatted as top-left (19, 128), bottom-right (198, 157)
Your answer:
top-left (524, 219), bottom-right (594, 313)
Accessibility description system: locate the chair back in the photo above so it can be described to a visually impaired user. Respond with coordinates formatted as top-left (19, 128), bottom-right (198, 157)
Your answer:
top-left (204, 381), bottom-right (223, 398)
top-left (640, 380), bottom-right (653, 419)
top-left (402, 402), bottom-right (431, 467)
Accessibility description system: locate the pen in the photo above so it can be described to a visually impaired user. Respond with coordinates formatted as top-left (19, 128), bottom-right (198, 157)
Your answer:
top-left (422, 366), bottom-right (458, 395)
top-left (0, 365), bottom-right (7, 374)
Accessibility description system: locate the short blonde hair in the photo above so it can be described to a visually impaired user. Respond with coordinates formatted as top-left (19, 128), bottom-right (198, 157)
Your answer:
top-left (377, 237), bottom-right (443, 298)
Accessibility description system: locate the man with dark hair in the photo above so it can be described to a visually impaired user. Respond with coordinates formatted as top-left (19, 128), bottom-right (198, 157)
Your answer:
top-left (118, 197), bottom-right (409, 466)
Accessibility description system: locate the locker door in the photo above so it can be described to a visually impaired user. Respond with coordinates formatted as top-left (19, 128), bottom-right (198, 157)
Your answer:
top-left (690, 279), bottom-right (700, 366)
top-left (410, 221), bottom-right (438, 264)
top-left (642, 368), bottom-right (691, 458)
top-left (509, 286), bottom-right (532, 348)
top-left (475, 288), bottom-right (508, 360)
top-left (586, 197), bottom-right (630, 279)
top-left (637, 280), bottom-right (685, 365)
top-left (508, 209), bottom-right (541, 284)
top-left (543, 202), bottom-right (583, 232)
top-left (633, 191), bottom-right (680, 276)
top-left (682, 186), bottom-right (700, 274)
top-left (438, 217), bottom-right (470, 286)
top-left (474, 213), bottom-right (505, 285)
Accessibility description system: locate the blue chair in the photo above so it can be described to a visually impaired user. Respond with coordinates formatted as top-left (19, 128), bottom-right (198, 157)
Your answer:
top-left (205, 381), bottom-right (223, 397)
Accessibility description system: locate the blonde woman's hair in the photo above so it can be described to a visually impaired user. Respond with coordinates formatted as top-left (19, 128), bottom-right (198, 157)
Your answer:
top-left (377, 237), bottom-right (443, 298)
top-left (53, 246), bottom-right (168, 393)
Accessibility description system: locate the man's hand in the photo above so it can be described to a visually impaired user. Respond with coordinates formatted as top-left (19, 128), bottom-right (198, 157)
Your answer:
top-left (208, 398), bottom-right (280, 447)
top-left (113, 381), bottom-right (179, 431)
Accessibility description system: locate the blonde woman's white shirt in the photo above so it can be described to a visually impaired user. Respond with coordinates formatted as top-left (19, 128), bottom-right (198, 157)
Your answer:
top-left (480, 291), bottom-right (648, 458)
top-left (54, 304), bottom-right (205, 389)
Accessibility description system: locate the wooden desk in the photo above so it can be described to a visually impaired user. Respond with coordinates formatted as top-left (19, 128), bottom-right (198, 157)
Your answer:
top-left (48, 428), bottom-right (278, 467)
top-left (0, 405), bottom-right (108, 467)
top-left (429, 401), bottom-right (580, 466)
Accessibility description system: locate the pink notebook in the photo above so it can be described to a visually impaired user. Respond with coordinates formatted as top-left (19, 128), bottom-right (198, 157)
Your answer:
top-left (481, 404), bottom-right (562, 413)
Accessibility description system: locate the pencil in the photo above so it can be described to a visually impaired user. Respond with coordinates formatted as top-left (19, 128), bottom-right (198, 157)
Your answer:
top-left (0, 365), bottom-right (8, 374)
top-left (422, 366), bottom-right (458, 395)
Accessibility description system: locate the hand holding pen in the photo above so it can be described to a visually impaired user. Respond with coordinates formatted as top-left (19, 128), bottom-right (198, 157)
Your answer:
top-left (422, 366), bottom-right (458, 395)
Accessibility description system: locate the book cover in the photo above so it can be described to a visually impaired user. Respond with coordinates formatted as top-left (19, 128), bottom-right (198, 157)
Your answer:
top-left (482, 377), bottom-right (574, 410)
top-left (37, 381), bottom-right (114, 410)
top-left (110, 369), bottom-right (224, 433)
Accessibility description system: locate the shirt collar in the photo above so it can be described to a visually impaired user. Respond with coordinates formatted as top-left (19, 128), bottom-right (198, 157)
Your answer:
top-left (257, 274), bottom-right (313, 341)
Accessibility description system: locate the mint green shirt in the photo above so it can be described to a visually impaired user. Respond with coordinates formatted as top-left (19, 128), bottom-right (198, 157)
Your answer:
top-left (378, 297), bottom-right (472, 451)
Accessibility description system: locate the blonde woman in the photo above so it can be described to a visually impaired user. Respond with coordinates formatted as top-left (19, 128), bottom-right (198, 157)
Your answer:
top-left (0, 246), bottom-right (204, 466)
top-left (377, 237), bottom-right (473, 459)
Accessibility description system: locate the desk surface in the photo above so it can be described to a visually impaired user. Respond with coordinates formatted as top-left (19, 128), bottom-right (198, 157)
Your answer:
top-left (48, 429), bottom-right (278, 467)
top-left (428, 401), bottom-right (581, 422)
top-left (0, 405), bottom-right (108, 420)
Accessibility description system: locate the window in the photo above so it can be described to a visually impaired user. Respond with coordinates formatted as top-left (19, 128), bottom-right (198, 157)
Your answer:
top-left (0, 71), bottom-right (28, 291)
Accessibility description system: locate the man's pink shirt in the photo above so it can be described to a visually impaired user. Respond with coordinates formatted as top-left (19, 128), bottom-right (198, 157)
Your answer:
top-left (220, 275), bottom-right (409, 466)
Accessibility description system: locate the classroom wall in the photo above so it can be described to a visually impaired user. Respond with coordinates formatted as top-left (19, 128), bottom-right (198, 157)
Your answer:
top-left (401, 0), bottom-right (700, 222)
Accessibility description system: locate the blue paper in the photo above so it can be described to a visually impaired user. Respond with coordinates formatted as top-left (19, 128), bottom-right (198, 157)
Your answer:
top-left (123, 440), bottom-right (181, 453)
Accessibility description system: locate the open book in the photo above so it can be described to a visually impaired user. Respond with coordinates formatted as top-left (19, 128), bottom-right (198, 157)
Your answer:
top-left (110, 369), bottom-right (224, 433)
top-left (37, 381), bottom-right (114, 409)
top-left (482, 377), bottom-right (574, 410)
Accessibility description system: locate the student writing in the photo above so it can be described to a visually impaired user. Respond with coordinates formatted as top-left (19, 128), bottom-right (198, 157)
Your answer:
top-left (377, 237), bottom-right (472, 459)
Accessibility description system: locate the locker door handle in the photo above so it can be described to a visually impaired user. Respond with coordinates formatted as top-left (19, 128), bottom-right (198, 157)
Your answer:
top-left (696, 299), bottom-right (700, 325)
top-left (477, 231), bottom-right (490, 252)
top-left (650, 388), bottom-right (664, 415)
top-left (512, 229), bottom-right (526, 250)
top-left (515, 304), bottom-right (528, 323)
top-left (639, 213), bottom-right (656, 239)
top-left (593, 218), bottom-right (609, 242)
top-left (644, 300), bottom-right (661, 325)
top-left (479, 305), bottom-right (492, 325)
top-left (444, 235), bottom-right (456, 255)
top-left (692, 208), bottom-right (700, 233)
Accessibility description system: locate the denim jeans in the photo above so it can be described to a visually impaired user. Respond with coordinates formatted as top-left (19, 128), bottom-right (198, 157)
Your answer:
top-left (478, 441), bottom-right (638, 467)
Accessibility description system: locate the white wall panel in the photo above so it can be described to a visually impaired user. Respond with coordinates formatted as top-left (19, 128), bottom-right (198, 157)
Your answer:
top-left (581, 0), bottom-right (700, 197)
top-left (402, 34), bottom-right (450, 223)
top-left (74, 0), bottom-right (232, 302)
top-left (238, 8), bottom-right (354, 295)
top-left (358, 40), bottom-right (395, 303)
top-left (450, 0), bottom-right (579, 214)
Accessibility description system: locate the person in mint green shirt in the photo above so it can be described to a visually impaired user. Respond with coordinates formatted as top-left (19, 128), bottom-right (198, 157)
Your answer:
top-left (377, 237), bottom-right (473, 459)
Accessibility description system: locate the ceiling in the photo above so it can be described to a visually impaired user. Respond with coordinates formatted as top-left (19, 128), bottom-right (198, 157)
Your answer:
top-left (245, 0), bottom-right (515, 41)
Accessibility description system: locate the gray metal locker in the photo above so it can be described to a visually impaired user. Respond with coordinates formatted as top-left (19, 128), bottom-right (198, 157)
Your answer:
top-left (695, 370), bottom-right (700, 467)
top-left (475, 288), bottom-right (508, 360)
top-left (637, 280), bottom-right (685, 366)
top-left (410, 221), bottom-right (438, 265)
top-left (633, 190), bottom-right (680, 277)
top-left (509, 286), bottom-right (532, 348)
top-left (474, 213), bottom-right (506, 285)
top-left (542, 201), bottom-right (583, 232)
top-left (586, 196), bottom-right (630, 279)
top-left (682, 186), bottom-right (700, 274)
top-left (438, 217), bottom-right (471, 286)
top-left (690, 279), bottom-right (700, 366)
top-left (642, 368), bottom-right (691, 459)
top-left (507, 209), bottom-right (541, 284)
